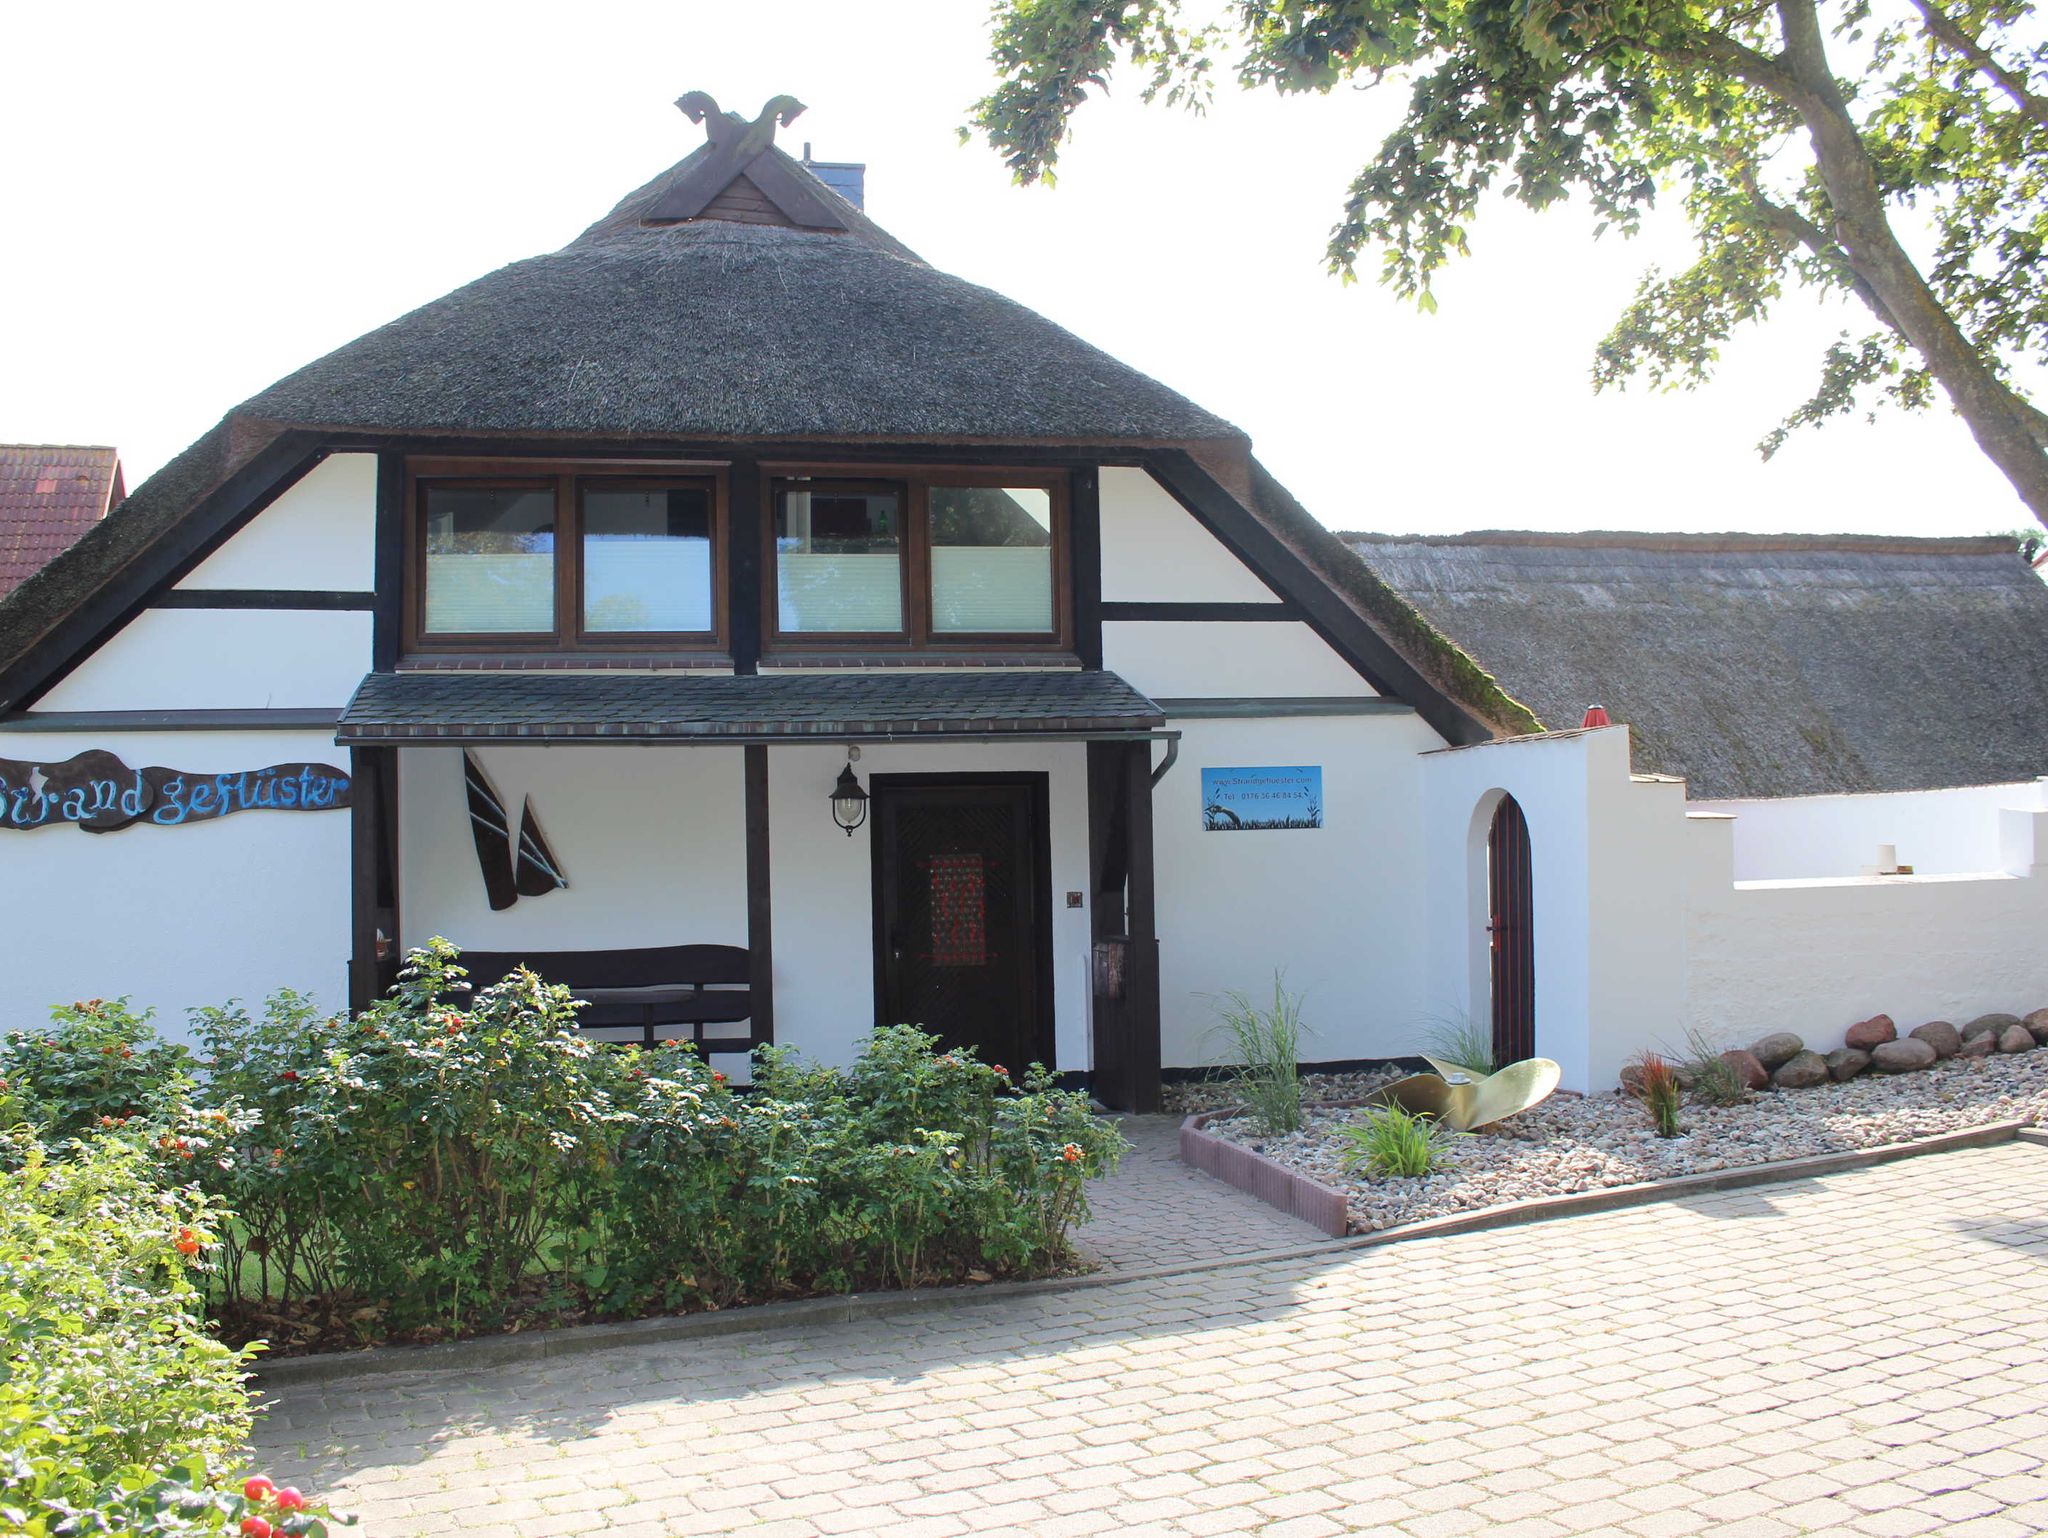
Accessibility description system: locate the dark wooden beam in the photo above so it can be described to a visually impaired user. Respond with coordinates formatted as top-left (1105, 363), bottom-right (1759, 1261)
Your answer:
top-left (744, 743), bottom-right (775, 1046)
top-left (373, 453), bottom-right (405, 673)
top-left (1099, 600), bottom-right (1300, 622)
top-left (153, 589), bottom-right (377, 611)
top-left (2, 434), bottom-right (328, 713)
top-left (348, 745), bottom-right (385, 1014)
top-left (1121, 739), bottom-right (1162, 1113)
top-left (1070, 467), bottom-right (1103, 671)
top-left (1144, 450), bottom-right (1493, 747)
top-left (728, 456), bottom-right (763, 675)
top-left (1, 707), bottom-right (343, 732)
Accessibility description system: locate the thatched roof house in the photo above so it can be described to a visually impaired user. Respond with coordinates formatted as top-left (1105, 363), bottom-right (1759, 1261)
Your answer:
top-left (1348, 530), bottom-right (2048, 798)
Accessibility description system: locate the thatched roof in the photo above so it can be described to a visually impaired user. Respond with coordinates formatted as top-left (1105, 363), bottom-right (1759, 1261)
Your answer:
top-left (238, 141), bottom-right (1238, 446)
top-left (0, 116), bottom-right (1531, 751)
top-left (1347, 530), bottom-right (2048, 797)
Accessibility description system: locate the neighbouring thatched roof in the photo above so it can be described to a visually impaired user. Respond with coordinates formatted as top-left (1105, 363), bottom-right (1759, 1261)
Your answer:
top-left (1346, 530), bottom-right (2048, 797)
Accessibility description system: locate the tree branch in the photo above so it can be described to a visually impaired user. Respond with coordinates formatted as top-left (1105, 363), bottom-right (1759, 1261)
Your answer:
top-left (1731, 165), bottom-right (1899, 326)
top-left (1908, 0), bottom-right (2048, 130)
top-left (1646, 30), bottom-right (1812, 108)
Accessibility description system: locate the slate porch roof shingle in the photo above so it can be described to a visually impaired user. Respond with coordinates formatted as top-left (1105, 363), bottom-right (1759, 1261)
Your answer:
top-left (0, 446), bottom-right (123, 599)
top-left (337, 668), bottom-right (1166, 744)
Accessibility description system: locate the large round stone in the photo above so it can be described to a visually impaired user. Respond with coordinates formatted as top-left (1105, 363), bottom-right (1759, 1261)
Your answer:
top-left (1963, 1013), bottom-right (2021, 1042)
top-left (1957, 1034), bottom-right (1996, 1059)
top-left (1720, 1049), bottom-right (1769, 1091)
top-left (2024, 1007), bottom-right (2048, 1045)
top-left (1772, 1050), bottom-right (1831, 1089)
top-left (1872, 1038), bottom-right (1938, 1074)
top-left (1750, 1032), bottom-right (1805, 1071)
top-left (1910, 1020), bottom-right (1961, 1058)
top-left (1824, 1047), bottom-right (1870, 1082)
top-left (1844, 1015), bottom-right (1897, 1051)
top-left (1998, 1024), bottom-right (2035, 1055)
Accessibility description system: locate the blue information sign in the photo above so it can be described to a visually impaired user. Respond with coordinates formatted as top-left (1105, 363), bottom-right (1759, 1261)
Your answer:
top-left (1200, 765), bottom-right (1323, 832)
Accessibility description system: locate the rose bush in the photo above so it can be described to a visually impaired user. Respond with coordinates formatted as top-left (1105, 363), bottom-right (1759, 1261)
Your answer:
top-left (0, 1132), bottom-right (343, 1536)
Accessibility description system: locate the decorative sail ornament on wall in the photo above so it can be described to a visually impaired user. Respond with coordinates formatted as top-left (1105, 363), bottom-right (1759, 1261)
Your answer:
top-left (463, 751), bottom-right (518, 911)
top-left (512, 797), bottom-right (568, 898)
top-left (463, 752), bottom-right (567, 911)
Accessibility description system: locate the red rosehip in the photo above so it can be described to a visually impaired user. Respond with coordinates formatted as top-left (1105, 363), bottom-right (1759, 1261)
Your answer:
top-left (280, 1070), bottom-right (299, 1082)
top-left (175, 1227), bottom-right (201, 1257)
top-left (241, 1518), bottom-right (274, 1538)
top-left (274, 1488), bottom-right (307, 1512)
top-left (243, 1475), bottom-right (276, 1502)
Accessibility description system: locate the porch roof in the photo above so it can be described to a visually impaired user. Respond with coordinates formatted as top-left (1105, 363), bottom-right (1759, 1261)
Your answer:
top-left (335, 668), bottom-right (1166, 745)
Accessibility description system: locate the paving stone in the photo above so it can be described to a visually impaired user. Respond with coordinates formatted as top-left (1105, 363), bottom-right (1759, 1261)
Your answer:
top-left (252, 1141), bottom-right (2048, 1538)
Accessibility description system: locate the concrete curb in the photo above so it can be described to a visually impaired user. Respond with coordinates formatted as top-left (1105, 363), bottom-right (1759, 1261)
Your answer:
top-left (250, 1118), bottom-right (2029, 1389)
top-left (2018, 1126), bottom-right (2048, 1148)
top-left (1180, 1112), bottom-right (2028, 1245)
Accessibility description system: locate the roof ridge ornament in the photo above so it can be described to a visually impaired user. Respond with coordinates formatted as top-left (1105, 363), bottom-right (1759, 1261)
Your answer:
top-left (644, 90), bottom-right (851, 232)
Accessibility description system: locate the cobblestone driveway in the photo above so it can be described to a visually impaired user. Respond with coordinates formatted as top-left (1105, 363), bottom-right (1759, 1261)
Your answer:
top-left (254, 1141), bottom-right (2048, 1537)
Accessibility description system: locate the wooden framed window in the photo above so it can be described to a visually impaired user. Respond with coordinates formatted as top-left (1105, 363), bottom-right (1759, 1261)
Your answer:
top-left (766, 468), bottom-right (1069, 651)
top-left (405, 460), bottom-right (726, 654)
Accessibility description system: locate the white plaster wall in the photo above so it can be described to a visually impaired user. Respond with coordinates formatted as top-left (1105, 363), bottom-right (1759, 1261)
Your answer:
top-left (766, 742), bottom-right (1092, 1074)
top-left (1098, 467), bottom-right (1282, 603)
top-left (398, 745), bottom-right (748, 955)
top-left (1102, 621), bottom-right (1378, 699)
top-left (1155, 712), bottom-right (1442, 1070)
top-left (175, 453), bottom-right (378, 590)
top-left (33, 610), bottom-right (372, 711)
top-left (1692, 780), bottom-right (2048, 880)
top-left (1681, 809), bottom-right (2048, 1049)
top-left (0, 728), bottom-right (351, 1042)
top-left (1423, 727), bottom-right (2048, 1092)
top-left (1420, 730), bottom-right (1605, 1090)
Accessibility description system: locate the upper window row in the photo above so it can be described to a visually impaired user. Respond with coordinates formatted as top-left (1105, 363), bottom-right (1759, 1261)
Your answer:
top-left (409, 465), bottom-right (1067, 652)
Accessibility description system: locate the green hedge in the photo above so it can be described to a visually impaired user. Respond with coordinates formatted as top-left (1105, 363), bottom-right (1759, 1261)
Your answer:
top-left (7, 941), bottom-right (1125, 1348)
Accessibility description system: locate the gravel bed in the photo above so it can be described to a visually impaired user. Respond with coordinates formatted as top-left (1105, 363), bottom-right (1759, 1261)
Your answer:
top-left (1162, 1068), bottom-right (1408, 1116)
top-left (1206, 1051), bottom-right (2048, 1234)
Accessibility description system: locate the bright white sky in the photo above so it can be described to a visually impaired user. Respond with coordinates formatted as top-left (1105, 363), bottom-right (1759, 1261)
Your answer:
top-left (0, 1), bottom-right (2030, 539)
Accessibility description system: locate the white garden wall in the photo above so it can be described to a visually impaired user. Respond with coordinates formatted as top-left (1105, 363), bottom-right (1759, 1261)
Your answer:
top-left (1690, 780), bottom-right (2048, 879)
top-left (0, 727), bottom-right (352, 1040)
top-left (1422, 726), bottom-right (2048, 1092)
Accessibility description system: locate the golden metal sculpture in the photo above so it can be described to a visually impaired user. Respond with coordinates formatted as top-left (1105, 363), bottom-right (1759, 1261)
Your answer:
top-left (1367, 1055), bottom-right (1562, 1132)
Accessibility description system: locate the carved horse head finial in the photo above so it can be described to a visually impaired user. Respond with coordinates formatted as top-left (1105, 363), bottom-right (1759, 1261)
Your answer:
top-left (674, 92), bottom-right (807, 154)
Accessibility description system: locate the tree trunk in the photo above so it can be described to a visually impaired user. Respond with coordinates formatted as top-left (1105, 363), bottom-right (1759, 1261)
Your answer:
top-left (1776, 0), bottom-right (2048, 529)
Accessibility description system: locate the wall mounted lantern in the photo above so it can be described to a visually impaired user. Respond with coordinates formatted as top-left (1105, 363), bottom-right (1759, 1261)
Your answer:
top-left (829, 755), bottom-right (868, 836)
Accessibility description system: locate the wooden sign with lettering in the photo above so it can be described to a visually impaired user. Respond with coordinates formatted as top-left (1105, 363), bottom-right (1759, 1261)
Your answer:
top-left (0, 751), bottom-right (351, 833)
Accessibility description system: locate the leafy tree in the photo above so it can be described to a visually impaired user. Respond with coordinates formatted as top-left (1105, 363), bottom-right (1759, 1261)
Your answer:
top-left (971, 0), bottom-right (2048, 528)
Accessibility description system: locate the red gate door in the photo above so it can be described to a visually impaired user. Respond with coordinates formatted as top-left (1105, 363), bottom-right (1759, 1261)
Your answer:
top-left (1488, 795), bottom-right (1535, 1065)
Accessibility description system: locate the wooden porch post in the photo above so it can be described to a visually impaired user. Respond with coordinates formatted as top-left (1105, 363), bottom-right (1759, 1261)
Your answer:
top-left (1121, 739), bottom-right (1162, 1112)
top-left (744, 743), bottom-right (775, 1045)
top-left (1086, 740), bottom-right (1162, 1112)
top-left (347, 745), bottom-right (398, 1014)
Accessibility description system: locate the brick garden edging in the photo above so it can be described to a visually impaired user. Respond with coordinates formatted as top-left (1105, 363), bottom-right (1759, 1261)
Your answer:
top-left (1179, 1109), bottom-right (1352, 1236)
top-left (1179, 1107), bottom-right (2028, 1242)
top-left (249, 1118), bottom-right (2034, 1388)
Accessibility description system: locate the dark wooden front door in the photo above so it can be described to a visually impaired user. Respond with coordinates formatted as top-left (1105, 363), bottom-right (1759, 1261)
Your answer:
top-left (1488, 793), bottom-right (1536, 1065)
top-left (873, 775), bottom-right (1051, 1071)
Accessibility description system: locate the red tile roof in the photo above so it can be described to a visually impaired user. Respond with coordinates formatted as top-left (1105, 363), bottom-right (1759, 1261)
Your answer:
top-left (0, 445), bottom-right (124, 599)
